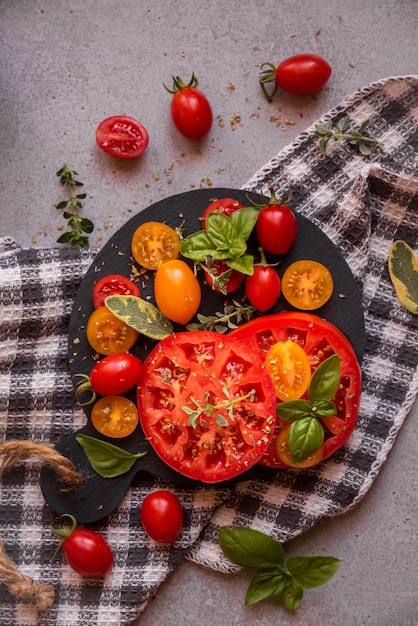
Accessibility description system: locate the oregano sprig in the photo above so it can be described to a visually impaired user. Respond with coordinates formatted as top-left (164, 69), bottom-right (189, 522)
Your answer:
top-left (315, 115), bottom-right (383, 155)
top-left (277, 354), bottom-right (341, 463)
top-left (55, 165), bottom-right (94, 249)
top-left (183, 386), bottom-right (256, 428)
top-left (186, 300), bottom-right (256, 333)
top-left (219, 526), bottom-right (341, 611)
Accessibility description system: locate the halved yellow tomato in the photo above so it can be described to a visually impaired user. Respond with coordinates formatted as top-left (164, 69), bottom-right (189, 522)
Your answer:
top-left (275, 423), bottom-right (324, 468)
top-left (131, 222), bottom-right (180, 270)
top-left (91, 395), bottom-right (139, 438)
top-left (281, 259), bottom-right (333, 310)
top-left (86, 306), bottom-right (138, 355)
top-left (264, 340), bottom-right (311, 401)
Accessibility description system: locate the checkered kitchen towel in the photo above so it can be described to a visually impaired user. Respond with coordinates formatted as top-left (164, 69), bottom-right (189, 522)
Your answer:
top-left (1, 75), bottom-right (418, 625)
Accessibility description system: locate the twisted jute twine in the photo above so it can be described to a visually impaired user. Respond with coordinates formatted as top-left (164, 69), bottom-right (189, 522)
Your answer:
top-left (0, 440), bottom-right (83, 612)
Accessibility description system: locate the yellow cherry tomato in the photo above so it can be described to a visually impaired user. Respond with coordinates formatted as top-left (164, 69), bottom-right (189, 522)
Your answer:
top-left (131, 221), bottom-right (180, 270)
top-left (91, 395), bottom-right (139, 438)
top-left (264, 340), bottom-right (311, 401)
top-left (154, 259), bottom-right (201, 324)
top-left (281, 259), bottom-right (333, 310)
top-left (86, 306), bottom-right (138, 355)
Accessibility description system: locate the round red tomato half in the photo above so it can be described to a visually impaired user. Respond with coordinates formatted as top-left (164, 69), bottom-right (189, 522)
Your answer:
top-left (92, 274), bottom-right (141, 308)
top-left (137, 331), bottom-right (276, 482)
top-left (96, 115), bottom-right (149, 158)
top-left (229, 312), bottom-right (362, 468)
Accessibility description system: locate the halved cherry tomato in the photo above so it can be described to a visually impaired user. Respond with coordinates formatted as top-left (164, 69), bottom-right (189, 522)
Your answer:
top-left (96, 115), bottom-right (149, 158)
top-left (91, 395), bottom-right (139, 438)
top-left (154, 259), bottom-right (201, 324)
top-left (229, 312), bottom-right (362, 468)
top-left (92, 274), bottom-right (140, 308)
top-left (282, 260), bottom-right (333, 310)
top-left (86, 306), bottom-right (138, 355)
top-left (166, 73), bottom-right (213, 141)
top-left (137, 331), bottom-right (276, 482)
top-left (201, 197), bottom-right (245, 229)
top-left (204, 260), bottom-right (246, 294)
top-left (275, 423), bottom-right (325, 468)
top-left (264, 341), bottom-right (311, 401)
top-left (255, 203), bottom-right (297, 255)
top-left (245, 265), bottom-right (281, 311)
top-left (140, 490), bottom-right (184, 543)
top-left (131, 221), bottom-right (180, 270)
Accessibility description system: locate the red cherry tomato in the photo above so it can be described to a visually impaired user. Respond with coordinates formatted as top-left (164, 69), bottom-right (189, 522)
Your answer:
top-left (96, 115), bottom-right (149, 158)
top-left (52, 514), bottom-right (114, 578)
top-left (201, 197), bottom-right (245, 229)
top-left (256, 203), bottom-right (298, 255)
top-left (204, 260), bottom-right (246, 294)
top-left (140, 490), bottom-right (184, 543)
top-left (89, 353), bottom-right (142, 396)
top-left (245, 265), bottom-right (281, 312)
top-left (166, 73), bottom-right (213, 140)
top-left (92, 274), bottom-right (141, 308)
top-left (259, 54), bottom-right (331, 100)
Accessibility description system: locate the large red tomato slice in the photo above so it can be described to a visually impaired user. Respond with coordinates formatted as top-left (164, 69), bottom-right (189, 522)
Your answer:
top-left (137, 331), bottom-right (276, 482)
top-left (229, 312), bottom-right (362, 468)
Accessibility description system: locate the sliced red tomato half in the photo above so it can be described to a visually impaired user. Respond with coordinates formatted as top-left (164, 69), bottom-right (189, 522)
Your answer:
top-left (229, 312), bottom-right (362, 468)
top-left (137, 331), bottom-right (276, 482)
top-left (96, 115), bottom-right (149, 158)
top-left (92, 273), bottom-right (141, 308)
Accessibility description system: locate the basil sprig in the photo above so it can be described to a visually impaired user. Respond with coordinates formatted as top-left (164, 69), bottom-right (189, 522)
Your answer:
top-left (219, 526), bottom-right (341, 610)
top-left (76, 433), bottom-right (147, 478)
top-left (179, 206), bottom-right (259, 276)
top-left (277, 354), bottom-right (341, 463)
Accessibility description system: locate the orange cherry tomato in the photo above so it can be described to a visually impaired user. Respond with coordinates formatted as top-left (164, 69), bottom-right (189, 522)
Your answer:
top-left (264, 340), bottom-right (311, 401)
top-left (154, 259), bottom-right (201, 324)
top-left (86, 306), bottom-right (138, 355)
top-left (275, 423), bottom-right (324, 468)
top-left (91, 395), bottom-right (139, 438)
top-left (281, 260), bottom-right (333, 310)
top-left (131, 222), bottom-right (180, 270)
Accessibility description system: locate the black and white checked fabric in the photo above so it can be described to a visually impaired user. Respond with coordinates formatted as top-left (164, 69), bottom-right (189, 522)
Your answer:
top-left (1, 75), bottom-right (417, 625)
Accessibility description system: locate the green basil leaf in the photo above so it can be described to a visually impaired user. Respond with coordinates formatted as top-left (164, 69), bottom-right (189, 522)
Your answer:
top-left (287, 555), bottom-right (341, 588)
top-left (226, 254), bottom-right (254, 275)
top-left (276, 399), bottom-right (312, 421)
top-left (312, 399), bottom-right (337, 418)
top-left (308, 354), bottom-right (341, 402)
top-left (105, 294), bottom-right (173, 340)
top-left (230, 206), bottom-right (259, 240)
top-left (245, 569), bottom-right (287, 606)
top-left (227, 238), bottom-right (247, 259)
top-left (288, 417), bottom-right (324, 463)
top-left (206, 212), bottom-right (239, 250)
top-left (179, 230), bottom-right (219, 261)
top-left (76, 433), bottom-right (147, 478)
top-left (219, 526), bottom-right (284, 569)
top-left (274, 579), bottom-right (304, 611)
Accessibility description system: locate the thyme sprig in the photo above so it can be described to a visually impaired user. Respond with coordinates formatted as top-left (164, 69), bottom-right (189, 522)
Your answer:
top-left (55, 165), bottom-right (94, 249)
top-left (314, 115), bottom-right (383, 155)
top-left (183, 386), bottom-right (257, 428)
top-left (186, 300), bottom-right (256, 333)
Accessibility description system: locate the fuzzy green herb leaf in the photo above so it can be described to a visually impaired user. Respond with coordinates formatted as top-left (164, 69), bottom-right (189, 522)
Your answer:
top-left (55, 165), bottom-right (94, 249)
top-left (76, 433), bottom-right (147, 478)
top-left (314, 115), bottom-right (383, 155)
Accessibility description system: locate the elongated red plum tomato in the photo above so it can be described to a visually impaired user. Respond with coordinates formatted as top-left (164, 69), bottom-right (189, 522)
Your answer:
top-left (245, 265), bottom-right (281, 312)
top-left (255, 188), bottom-right (297, 255)
top-left (201, 197), bottom-right (245, 229)
top-left (52, 514), bottom-right (114, 578)
top-left (137, 331), bottom-right (277, 482)
top-left (96, 115), bottom-right (149, 158)
top-left (259, 54), bottom-right (332, 101)
top-left (140, 490), bottom-right (184, 543)
top-left (92, 274), bottom-right (140, 308)
top-left (229, 312), bottom-right (362, 468)
top-left (90, 353), bottom-right (142, 396)
top-left (154, 259), bottom-right (201, 324)
top-left (165, 73), bottom-right (213, 140)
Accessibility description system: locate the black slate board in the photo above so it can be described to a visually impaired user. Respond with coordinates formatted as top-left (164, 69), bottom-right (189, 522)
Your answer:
top-left (40, 188), bottom-right (365, 523)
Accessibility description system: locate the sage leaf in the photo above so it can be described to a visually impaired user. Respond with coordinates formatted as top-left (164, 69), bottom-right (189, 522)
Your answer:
top-left (245, 569), bottom-right (288, 606)
top-left (105, 294), bottom-right (173, 340)
top-left (308, 354), bottom-right (341, 402)
top-left (388, 240), bottom-right (418, 314)
top-left (219, 526), bottom-right (284, 569)
top-left (288, 417), bottom-right (324, 463)
top-left (287, 555), bottom-right (341, 588)
top-left (76, 433), bottom-right (147, 478)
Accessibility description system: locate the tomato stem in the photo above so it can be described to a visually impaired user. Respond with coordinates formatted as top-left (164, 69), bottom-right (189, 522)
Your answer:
top-left (50, 514), bottom-right (79, 562)
top-left (258, 62), bottom-right (278, 102)
top-left (73, 373), bottom-right (96, 406)
top-left (163, 72), bottom-right (199, 94)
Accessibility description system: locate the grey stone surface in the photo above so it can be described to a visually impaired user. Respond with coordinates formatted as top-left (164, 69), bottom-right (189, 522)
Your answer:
top-left (1, 1), bottom-right (417, 625)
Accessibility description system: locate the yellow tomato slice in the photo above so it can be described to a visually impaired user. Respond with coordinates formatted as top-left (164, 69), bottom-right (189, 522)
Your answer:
top-left (281, 259), bottom-right (333, 310)
top-left (264, 340), bottom-right (311, 401)
top-left (91, 395), bottom-right (139, 438)
top-left (131, 221), bottom-right (180, 270)
top-left (86, 306), bottom-right (138, 355)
